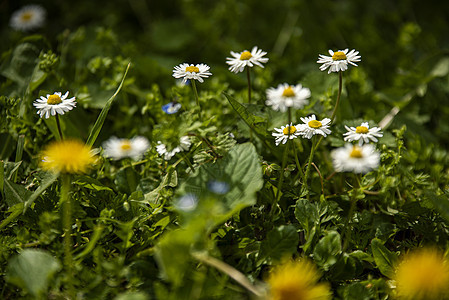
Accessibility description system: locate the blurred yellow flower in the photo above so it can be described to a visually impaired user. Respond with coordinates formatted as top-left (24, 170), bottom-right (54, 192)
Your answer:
top-left (40, 140), bottom-right (96, 174)
top-left (267, 259), bottom-right (332, 300)
top-left (395, 247), bottom-right (449, 299)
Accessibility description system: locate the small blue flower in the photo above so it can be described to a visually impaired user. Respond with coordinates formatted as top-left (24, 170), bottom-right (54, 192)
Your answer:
top-left (207, 180), bottom-right (230, 195)
top-left (162, 102), bottom-right (182, 114)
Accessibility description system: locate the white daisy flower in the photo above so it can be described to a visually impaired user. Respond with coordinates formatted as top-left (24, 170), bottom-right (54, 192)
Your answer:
top-left (178, 136), bottom-right (192, 151)
top-left (10, 4), bottom-right (46, 32)
top-left (102, 136), bottom-right (150, 160)
top-left (156, 136), bottom-right (192, 160)
top-left (33, 91), bottom-right (76, 119)
top-left (272, 123), bottom-right (302, 146)
top-left (265, 83), bottom-right (311, 112)
top-left (298, 115), bottom-right (332, 139)
top-left (331, 144), bottom-right (380, 174)
top-left (343, 122), bottom-right (383, 145)
top-left (226, 46), bottom-right (269, 73)
top-left (317, 48), bottom-right (361, 74)
top-left (172, 63), bottom-right (212, 84)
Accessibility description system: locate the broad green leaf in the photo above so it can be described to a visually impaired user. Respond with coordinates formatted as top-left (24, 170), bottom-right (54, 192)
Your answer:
top-left (223, 92), bottom-right (278, 156)
top-left (154, 228), bottom-right (196, 287)
top-left (86, 62), bottom-right (130, 147)
top-left (258, 225), bottom-right (299, 265)
top-left (178, 143), bottom-right (263, 225)
top-left (5, 249), bottom-right (61, 298)
top-left (29, 64), bottom-right (47, 92)
top-left (3, 179), bottom-right (31, 207)
top-left (295, 199), bottom-right (319, 234)
top-left (370, 238), bottom-right (398, 279)
top-left (313, 231), bottom-right (342, 270)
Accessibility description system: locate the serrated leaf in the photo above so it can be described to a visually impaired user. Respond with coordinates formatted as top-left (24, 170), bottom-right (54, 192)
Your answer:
top-left (258, 225), bottom-right (299, 265)
top-left (5, 249), bottom-right (61, 298)
top-left (370, 238), bottom-right (398, 279)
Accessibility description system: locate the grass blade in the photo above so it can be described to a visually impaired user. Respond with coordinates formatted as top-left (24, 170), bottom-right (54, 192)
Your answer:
top-left (86, 62), bottom-right (131, 147)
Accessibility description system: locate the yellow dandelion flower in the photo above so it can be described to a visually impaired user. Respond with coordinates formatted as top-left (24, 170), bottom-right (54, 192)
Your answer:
top-left (395, 247), bottom-right (449, 299)
top-left (40, 139), bottom-right (96, 174)
top-left (267, 259), bottom-right (332, 300)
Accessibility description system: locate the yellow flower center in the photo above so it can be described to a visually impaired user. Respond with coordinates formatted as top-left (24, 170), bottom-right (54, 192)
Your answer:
top-left (283, 126), bottom-right (297, 135)
top-left (47, 94), bottom-right (62, 105)
top-left (332, 51), bottom-right (347, 61)
top-left (282, 86), bottom-right (295, 98)
top-left (185, 66), bottom-right (199, 73)
top-left (308, 120), bottom-right (322, 129)
top-left (239, 51), bottom-right (252, 60)
top-left (120, 140), bottom-right (132, 151)
top-left (40, 139), bottom-right (96, 174)
top-left (350, 146), bottom-right (363, 158)
top-left (21, 12), bottom-right (33, 21)
top-left (355, 126), bottom-right (369, 134)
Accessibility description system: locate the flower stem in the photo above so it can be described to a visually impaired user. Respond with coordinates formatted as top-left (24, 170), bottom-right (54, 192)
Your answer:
top-left (343, 173), bottom-right (361, 251)
top-left (302, 137), bottom-right (317, 199)
top-left (55, 114), bottom-right (64, 140)
top-left (191, 80), bottom-right (202, 121)
top-left (61, 174), bottom-right (75, 298)
top-left (272, 142), bottom-right (289, 214)
top-left (246, 67), bottom-right (252, 104)
top-left (330, 71), bottom-right (343, 123)
top-left (292, 141), bottom-right (305, 182)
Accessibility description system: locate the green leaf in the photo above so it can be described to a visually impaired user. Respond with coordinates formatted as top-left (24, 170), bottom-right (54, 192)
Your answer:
top-left (294, 199), bottom-right (319, 234)
top-left (370, 238), bottom-right (398, 279)
top-left (142, 170), bottom-right (178, 204)
top-left (154, 228), bottom-right (195, 287)
top-left (223, 92), bottom-right (278, 156)
top-left (313, 231), bottom-right (342, 270)
top-left (114, 292), bottom-right (149, 300)
top-left (24, 172), bottom-right (59, 210)
top-left (86, 62), bottom-right (130, 147)
top-left (5, 249), bottom-right (61, 298)
top-left (178, 143), bottom-right (263, 225)
top-left (258, 225), bottom-right (299, 265)
top-left (3, 179), bottom-right (31, 207)
top-left (0, 203), bottom-right (24, 230)
top-left (73, 175), bottom-right (113, 192)
top-left (423, 190), bottom-right (449, 223)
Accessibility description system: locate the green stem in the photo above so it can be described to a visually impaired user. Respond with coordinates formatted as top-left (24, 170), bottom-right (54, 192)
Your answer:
top-left (272, 142), bottom-right (289, 214)
top-left (246, 67), bottom-right (252, 104)
top-left (330, 71), bottom-right (343, 123)
top-left (292, 141), bottom-right (305, 182)
top-left (56, 114), bottom-right (64, 140)
top-left (343, 173), bottom-right (361, 251)
top-left (61, 174), bottom-right (75, 298)
top-left (302, 137), bottom-right (317, 199)
top-left (191, 80), bottom-right (202, 121)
